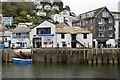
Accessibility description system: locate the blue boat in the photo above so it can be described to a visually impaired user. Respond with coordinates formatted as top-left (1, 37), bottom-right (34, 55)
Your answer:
top-left (0, 44), bottom-right (5, 48)
top-left (12, 58), bottom-right (33, 64)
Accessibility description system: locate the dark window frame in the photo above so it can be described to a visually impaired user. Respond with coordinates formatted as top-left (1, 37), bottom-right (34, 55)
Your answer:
top-left (61, 34), bottom-right (65, 39)
top-left (83, 33), bottom-right (87, 39)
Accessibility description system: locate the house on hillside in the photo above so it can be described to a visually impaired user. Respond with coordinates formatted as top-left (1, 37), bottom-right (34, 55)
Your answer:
top-left (11, 25), bottom-right (31, 48)
top-left (36, 10), bottom-right (46, 17)
top-left (2, 17), bottom-right (13, 26)
top-left (72, 7), bottom-right (115, 48)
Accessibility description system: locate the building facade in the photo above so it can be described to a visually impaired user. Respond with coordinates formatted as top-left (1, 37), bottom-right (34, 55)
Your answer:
top-left (56, 27), bottom-right (93, 48)
top-left (11, 25), bottom-right (31, 48)
top-left (30, 20), bottom-right (56, 48)
top-left (72, 7), bottom-right (115, 48)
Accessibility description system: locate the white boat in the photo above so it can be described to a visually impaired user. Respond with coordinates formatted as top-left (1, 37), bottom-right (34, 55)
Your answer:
top-left (12, 58), bottom-right (33, 64)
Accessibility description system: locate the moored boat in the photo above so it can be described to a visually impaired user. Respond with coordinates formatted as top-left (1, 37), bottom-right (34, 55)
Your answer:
top-left (12, 58), bottom-right (33, 64)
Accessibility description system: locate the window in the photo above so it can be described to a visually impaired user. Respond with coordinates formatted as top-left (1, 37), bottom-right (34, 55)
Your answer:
top-left (108, 26), bottom-right (112, 30)
top-left (83, 34), bottom-right (87, 39)
top-left (99, 32), bottom-right (104, 37)
top-left (98, 19), bottom-right (105, 24)
top-left (108, 19), bottom-right (112, 23)
top-left (108, 32), bottom-right (113, 37)
top-left (16, 33), bottom-right (21, 38)
top-left (99, 26), bottom-right (105, 31)
top-left (37, 28), bottom-right (51, 34)
top-left (61, 34), bottom-right (65, 39)
top-left (102, 11), bottom-right (109, 18)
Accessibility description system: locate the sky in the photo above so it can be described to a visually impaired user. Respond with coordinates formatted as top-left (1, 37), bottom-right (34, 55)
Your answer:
top-left (62, 0), bottom-right (120, 15)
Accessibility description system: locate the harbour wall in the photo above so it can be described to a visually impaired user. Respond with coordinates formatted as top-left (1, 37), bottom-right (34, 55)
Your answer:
top-left (33, 48), bottom-right (120, 65)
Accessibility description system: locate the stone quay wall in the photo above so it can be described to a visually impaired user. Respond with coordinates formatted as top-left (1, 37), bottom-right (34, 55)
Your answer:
top-left (33, 48), bottom-right (120, 65)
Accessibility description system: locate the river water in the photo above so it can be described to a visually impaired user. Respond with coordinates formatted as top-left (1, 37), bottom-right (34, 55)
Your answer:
top-left (2, 63), bottom-right (120, 79)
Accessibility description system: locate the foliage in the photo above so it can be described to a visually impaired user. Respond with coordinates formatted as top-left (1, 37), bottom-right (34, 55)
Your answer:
top-left (2, 2), bottom-right (39, 25)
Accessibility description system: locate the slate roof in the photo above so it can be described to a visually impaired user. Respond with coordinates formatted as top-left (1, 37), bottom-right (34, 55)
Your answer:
top-left (79, 7), bottom-right (105, 18)
top-left (12, 26), bottom-right (30, 33)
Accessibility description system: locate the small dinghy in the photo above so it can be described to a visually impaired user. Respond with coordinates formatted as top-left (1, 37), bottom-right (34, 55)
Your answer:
top-left (12, 58), bottom-right (33, 64)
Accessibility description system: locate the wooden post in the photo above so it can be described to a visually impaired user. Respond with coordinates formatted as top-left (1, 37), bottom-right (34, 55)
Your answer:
top-left (79, 45), bottom-right (80, 62)
top-left (95, 46), bottom-right (98, 65)
top-left (102, 48), bottom-right (103, 65)
top-left (112, 49), bottom-right (114, 65)
top-left (87, 43), bottom-right (89, 64)
top-left (84, 43), bottom-right (85, 60)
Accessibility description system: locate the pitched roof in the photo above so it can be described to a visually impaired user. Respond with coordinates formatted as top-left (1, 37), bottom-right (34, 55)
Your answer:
top-left (56, 26), bottom-right (91, 34)
top-left (12, 26), bottom-right (30, 33)
top-left (79, 7), bottom-right (105, 18)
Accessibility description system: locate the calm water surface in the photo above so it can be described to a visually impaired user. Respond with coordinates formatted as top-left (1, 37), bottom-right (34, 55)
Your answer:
top-left (2, 63), bottom-right (120, 78)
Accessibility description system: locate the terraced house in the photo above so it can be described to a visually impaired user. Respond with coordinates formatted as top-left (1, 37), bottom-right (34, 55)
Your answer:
top-left (72, 7), bottom-right (115, 48)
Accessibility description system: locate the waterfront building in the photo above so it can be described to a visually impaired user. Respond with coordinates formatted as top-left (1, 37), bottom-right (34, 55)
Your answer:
top-left (111, 12), bottom-right (120, 47)
top-left (56, 26), bottom-right (93, 48)
top-left (0, 24), bottom-right (8, 47)
top-left (72, 7), bottom-right (115, 48)
top-left (30, 20), bottom-right (92, 48)
top-left (30, 20), bottom-right (56, 48)
top-left (3, 30), bottom-right (12, 48)
top-left (11, 25), bottom-right (31, 48)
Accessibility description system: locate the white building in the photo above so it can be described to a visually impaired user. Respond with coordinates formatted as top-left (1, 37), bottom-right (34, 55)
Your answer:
top-left (44, 4), bottom-right (51, 10)
top-left (111, 12), bottom-right (120, 47)
top-left (11, 25), bottom-right (31, 48)
top-left (36, 10), bottom-right (46, 16)
top-left (51, 14), bottom-right (64, 23)
top-left (59, 10), bottom-right (70, 17)
top-left (52, 5), bottom-right (59, 10)
top-left (56, 27), bottom-right (93, 48)
top-left (0, 24), bottom-right (10, 48)
top-left (30, 20), bottom-right (56, 48)
top-left (30, 20), bottom-right (92, 48)
top-left (4, 30), bottom-right (12, 48)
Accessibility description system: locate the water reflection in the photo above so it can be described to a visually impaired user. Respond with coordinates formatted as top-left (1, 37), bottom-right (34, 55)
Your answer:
top-left (2, 63), bottom-right (119, 78)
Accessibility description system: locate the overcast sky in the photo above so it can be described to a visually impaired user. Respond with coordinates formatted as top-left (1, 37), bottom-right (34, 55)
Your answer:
top-left (62, 0), bottom-right (120, 15)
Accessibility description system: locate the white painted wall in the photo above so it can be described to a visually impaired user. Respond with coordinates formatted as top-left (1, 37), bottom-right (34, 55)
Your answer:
top-left (106, 39), bottom-right (115, 47)
top-left (93, 39), bottom-right (98, 48)
top-left (51, 14), bottom-right (64, 23)
top-left (30, 20), bottom-right (56, 47)
top-left (56, 33), bottom-right (92, 48)
top-left (56, 34), bottom-right (71, 47)
top-left (11, 38), bottom-right (30, 48)
top-left (76, 33), bottom-right (93, 48)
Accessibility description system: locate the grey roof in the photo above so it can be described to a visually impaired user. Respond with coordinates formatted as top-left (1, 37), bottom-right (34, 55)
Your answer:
top-left (12, 26), bottom-right (30, 33)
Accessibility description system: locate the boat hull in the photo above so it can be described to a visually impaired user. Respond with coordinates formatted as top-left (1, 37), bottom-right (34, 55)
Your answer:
top-left (12, 58), bottom-right (33, 64)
